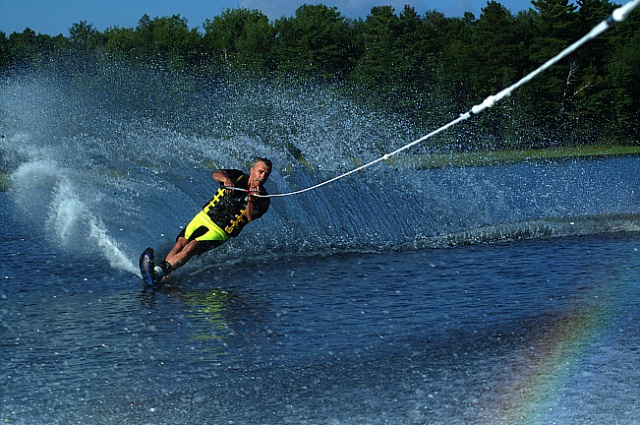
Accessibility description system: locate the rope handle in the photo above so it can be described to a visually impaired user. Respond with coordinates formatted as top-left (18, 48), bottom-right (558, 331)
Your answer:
top-left (222, 186), bottom-right (266, 200)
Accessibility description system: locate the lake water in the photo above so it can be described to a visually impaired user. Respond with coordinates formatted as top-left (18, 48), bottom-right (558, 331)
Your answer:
top-left (1, 71), bottom-right (639, 424)
top-left (2, 157), bottom-right (639, 424)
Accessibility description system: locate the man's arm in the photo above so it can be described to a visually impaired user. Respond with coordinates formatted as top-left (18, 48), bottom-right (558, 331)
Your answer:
top-left (247, 190), bottom-right (269, 222)
top-left (246, 195), bottom-right (258, 221)
top-left (212, 170), bottom-right (234, 189)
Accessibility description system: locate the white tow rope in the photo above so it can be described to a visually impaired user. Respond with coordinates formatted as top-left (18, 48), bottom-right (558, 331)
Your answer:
top-left (246, 0), bottom-right (639, 199)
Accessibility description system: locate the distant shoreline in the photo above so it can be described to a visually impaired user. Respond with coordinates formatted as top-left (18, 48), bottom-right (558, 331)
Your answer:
top-left (410, 145), bottom-right (640, 169)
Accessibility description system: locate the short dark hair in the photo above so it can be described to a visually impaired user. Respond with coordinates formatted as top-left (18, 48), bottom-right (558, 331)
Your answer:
top-left (253, 157), bottom-right (272, 169)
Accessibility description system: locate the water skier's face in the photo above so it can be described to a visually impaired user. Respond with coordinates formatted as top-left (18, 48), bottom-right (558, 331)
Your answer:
top-left (249, 161), bottom-right (271, 187)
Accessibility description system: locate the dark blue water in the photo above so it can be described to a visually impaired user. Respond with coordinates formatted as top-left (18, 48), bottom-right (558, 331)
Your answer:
top-left (2, 71), bottom-right (640, 424)
top-left (1, 198), bottom-right (639, 424)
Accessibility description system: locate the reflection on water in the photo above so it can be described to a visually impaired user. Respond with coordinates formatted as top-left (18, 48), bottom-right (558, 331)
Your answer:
top-left (184, 290), bottom-right (236, 342)
top-left (138, 282), bottom-right (278, 362)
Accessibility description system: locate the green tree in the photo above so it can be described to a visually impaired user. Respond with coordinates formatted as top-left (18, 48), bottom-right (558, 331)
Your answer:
top-left (561, 0), bottom-right (618, 142)
top-left (134, 14), bottom-right (201, 66)
top-left (603, 11), bottom-right (640, 140)
top-left (350, 5), bottom-right (444, 113)
top-left (434, 11), bottom-right (477, 114)
top-left (350, 6), bottom-right (402, 89)
top-left (574, 0), bottom-right (617, 74)
top-left (103, 26), bottom-right (139, 59)
top-left (6, 28), bottom-right (57, 69)
top-left (274, 4), bottom-right (354, 79)
top-left (69, 21), bottom-right (100, 48)
top-left (397, 6), bottom-right (441, 92)
top-left (528, 0), bottom-right (579, 119)
top-left (203, 8), bottom-right (275, 71)
top-left (464, 2), bottom-right (527, 148)
top-left (469, 2), bottom-right (522, 94)
top-left (0, 32), bottom-right (9, 69)
top-left (66, 21), bottom-right (105, 72)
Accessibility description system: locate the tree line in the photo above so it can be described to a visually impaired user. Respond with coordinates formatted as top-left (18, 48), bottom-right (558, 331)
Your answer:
top-left (1, 0), bottom-right (639, 150)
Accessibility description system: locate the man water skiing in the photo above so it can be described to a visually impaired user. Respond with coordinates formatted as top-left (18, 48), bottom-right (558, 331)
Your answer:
top-left (143, 157), bottom-right (272, 283)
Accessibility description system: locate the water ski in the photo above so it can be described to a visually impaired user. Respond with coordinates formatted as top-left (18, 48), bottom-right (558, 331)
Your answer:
top-left (139, 247), bottom-right (156, 287)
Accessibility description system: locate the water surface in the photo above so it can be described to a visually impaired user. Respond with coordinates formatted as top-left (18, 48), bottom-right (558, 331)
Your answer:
top-left (1, 70), bottom-right (639, 424)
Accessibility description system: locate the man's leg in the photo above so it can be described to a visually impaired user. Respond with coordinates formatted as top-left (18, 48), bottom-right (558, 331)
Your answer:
top-left (155, 216), bottom-right (225, 280)
top-left (165, 236), bottom-right (189, 264)
top-left (165, 237), bottom-right (200, 270)
top-left (154, 237), bottom-right (199, 281)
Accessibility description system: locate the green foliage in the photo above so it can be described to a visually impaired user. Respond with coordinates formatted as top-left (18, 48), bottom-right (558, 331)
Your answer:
top-left (274, 5), bottom-right (356, 80)
top-left (1, 1), bottom-right (639, 148)
top-left (527, 0), bottom-right (579, 117)
top-left (203, 8), bottom-right (275, 71)
top-left (471, 2), bottom-right (523, 94)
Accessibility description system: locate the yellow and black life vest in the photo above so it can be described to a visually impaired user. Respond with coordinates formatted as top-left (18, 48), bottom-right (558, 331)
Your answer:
top-left (201, 172), bottom-right (269, 237)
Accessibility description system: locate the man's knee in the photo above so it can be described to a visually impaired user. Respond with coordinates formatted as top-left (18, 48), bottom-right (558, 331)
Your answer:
top-left (183, 240), bottom-right (201, 256)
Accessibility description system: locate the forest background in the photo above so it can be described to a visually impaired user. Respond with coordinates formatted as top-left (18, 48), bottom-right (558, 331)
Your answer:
top-left (1, 0), bottom-right (639, 153)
